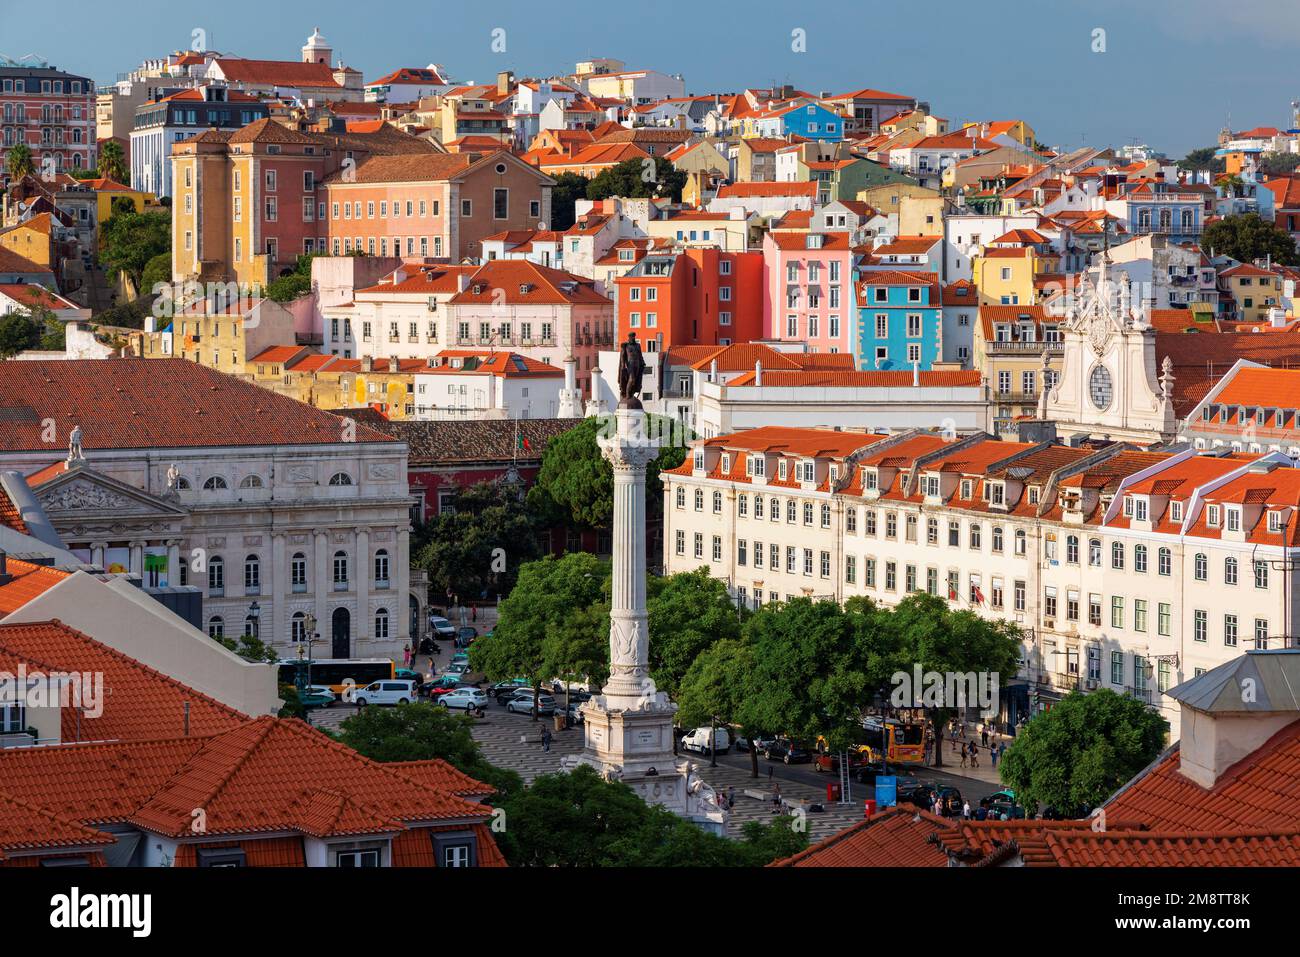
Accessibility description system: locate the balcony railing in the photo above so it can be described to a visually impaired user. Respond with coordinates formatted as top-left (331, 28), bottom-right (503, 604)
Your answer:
top-left (1132, 223), bottom-right (1202, 236)
top-left (986, 340), bottom-right (1064, 355)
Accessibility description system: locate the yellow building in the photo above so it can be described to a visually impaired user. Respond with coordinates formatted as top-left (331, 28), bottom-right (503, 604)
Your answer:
top-left (857, 181), bottom-right (940, 218)
top-left (1218, 263), bottom-right (1284, 323)
top-left (85, 179), bottom-right (154, 238)
top-left (962, 120), bottom-right (1036, 147)
top-left (973, 304), bottom-right (1063, 435)
top-left (0, 212), bottom-right (54, 269)
top-left (166, 297), bottom-right (300, 376)
top-left (971, 246), bottom-right (1056, 306)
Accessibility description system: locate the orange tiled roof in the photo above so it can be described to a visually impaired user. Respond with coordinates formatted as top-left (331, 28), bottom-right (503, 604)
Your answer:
top-left (0, 560), bottom-right (70, 615)
top-left (449, 260), bottom-right (609, 306)
top-left (0, 358), bottom-right (396, 452)
top-left (715, 181), bottom-right (818, 198)
top-left (771, 807), bottom-right (949, 867)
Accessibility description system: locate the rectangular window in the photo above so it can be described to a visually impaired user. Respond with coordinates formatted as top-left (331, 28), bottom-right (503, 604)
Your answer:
top-left (494, 188), bottom-right (508, 219)
top-left (1194, 610), bottom-right (1207, 642)
top-left (1111, 596), bottom-right (1124, 629)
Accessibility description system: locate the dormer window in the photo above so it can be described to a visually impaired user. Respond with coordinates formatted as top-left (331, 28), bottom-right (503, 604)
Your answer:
top-left (960, 479), bottom-right (973, 499)
top-left (1170, 501), bottom-right (1183, 522)
top-left (1123, 497), bottom-right (1133, 517)
top-left (750, 455), bottom-right (766, 478)
top-left (1206, 504), bottom-right (1220, 527)
top-left (863, 468), bottom-right (878, 491)
top-left (721, 454), bottom-right (730, 473)
top-left (779, 460), bottom-right (788, 481)
top-left (1269, 510), bottom-right (1286, 533)
top-left (985, 482), bottom-right (1005, 506)
top-left (1028, 487), bottom-right (1040, 505)
top-left (922, 475), bottom-right (940, 497)
top-left (1226, 506), bottom-right (1241, 532)
top-left (693, 451), bottom-right (704, 471)
top-left (829, 465), bottom-right (839, 481)
top-left (1133, 497), bottom-right (1148, 522)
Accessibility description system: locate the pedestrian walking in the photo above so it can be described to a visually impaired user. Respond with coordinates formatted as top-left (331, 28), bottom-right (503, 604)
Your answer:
top-left (960, 744), bottom-right (968, 768)
top-left (772, 784), bottom-right (782, 814)
top-left (929, 794), bottom-right (939, 816)
top-left (768, 765), bottom-right (774, 783)
top-left (541, 726), bottom-right (552, 753)
top-left (727, 786), bottom-right (735, 810)
top-left (962, 801), bottom-right (971, 820)
top-left (981, 727), bottom-right (989, 748)
top-left (969, 741), bottom-right (979, 768)
top-left (991, 744), bottom-right (1000, 770)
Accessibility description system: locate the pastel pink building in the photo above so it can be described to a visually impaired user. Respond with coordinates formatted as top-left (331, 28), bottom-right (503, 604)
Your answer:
top-left (762, 230), bottom-right (855, 355)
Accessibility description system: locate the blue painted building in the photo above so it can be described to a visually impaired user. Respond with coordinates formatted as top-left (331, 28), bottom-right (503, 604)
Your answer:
top-left (753, 101), bottom-right (845, 142)
top-left (854, 269), bottom-right (943, 370)
top-left (1105, 179), bottom-right (1204, 244)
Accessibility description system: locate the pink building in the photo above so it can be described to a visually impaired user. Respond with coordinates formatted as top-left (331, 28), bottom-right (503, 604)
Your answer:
top-left (762, 230), bottom-right (855, 354)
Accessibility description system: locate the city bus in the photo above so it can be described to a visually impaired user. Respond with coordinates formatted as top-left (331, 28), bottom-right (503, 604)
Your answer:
top-left (276, 659), bottom-right (395, 694)
top-left (858, 718), bottom-right (927, 766)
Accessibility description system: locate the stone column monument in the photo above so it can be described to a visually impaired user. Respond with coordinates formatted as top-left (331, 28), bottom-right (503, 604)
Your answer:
top-left (563, 333), bottom-right (726, 833)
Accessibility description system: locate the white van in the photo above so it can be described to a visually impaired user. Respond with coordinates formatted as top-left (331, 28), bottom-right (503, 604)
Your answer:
top-left (680, 727), bottom-right (731, 754)
top-left (353, 679), bottom-right (417, 706)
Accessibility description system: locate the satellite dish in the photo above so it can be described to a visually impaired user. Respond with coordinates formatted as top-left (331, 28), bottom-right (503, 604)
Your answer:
top-left (537, 221), bottom-right (547, 231)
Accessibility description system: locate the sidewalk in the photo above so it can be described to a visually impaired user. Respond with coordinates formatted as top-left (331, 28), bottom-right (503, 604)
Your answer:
top-left (925, 726), bottom-right (1011, 788)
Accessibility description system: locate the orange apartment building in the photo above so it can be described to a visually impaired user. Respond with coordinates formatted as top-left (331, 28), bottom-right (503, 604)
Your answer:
top-left (320, 149), bottom-right (552, 262)
top-left (613, 246), bottom-right (764, 349)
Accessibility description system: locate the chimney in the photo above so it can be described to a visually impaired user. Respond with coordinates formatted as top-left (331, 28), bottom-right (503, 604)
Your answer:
top-left (1170, 650), bottom-right (1300, 789)
top-left (389, 356), bottom-right (399, 373)
top-left (709, 358), bottom-right (718, 382)
top-left (497, 70), bottom-right (514, 96)
top-left (0, 550), bottom-right (9, 586)
top-left (754, 359), bottom-right (763, 386)
top-left (362, 355), bottom-right (374, 372)
top-left (912, 360), bottom-right (920, 387)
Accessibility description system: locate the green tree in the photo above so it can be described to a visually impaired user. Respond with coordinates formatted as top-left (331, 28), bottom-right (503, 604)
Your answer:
top-left (263, 251), bottom-right (320, 302)
top-left (528, 415), bottom-right (687, 531)
top-left (98, 139), bottom-right (128, 184)
top-left (99, 209), bottom-right (171, 289)
top-left (416, 481), bottom-right (543, 602)
top-left (5, 143), bottom-right (34, 181)
top-left (277, 684), bottom-right (308, 720)
top-left (1177, 147), bottom-right (1224, 174)
top-left (587, 156), bottom-right (688, 203)
top-left (140, 252), bottom-right (172, 296)
top-left (1203, 212), bottom-right (1300, 267)
top-left (494, 764), bottom-right (802, 866)
top-left (886, 593), bottom-right (1022, 768)
top-left (675, 636), bottom-right (761, 775)
top-left (216, 631), bottom-right (278, 663)
top-left (1259, 152), bottom-right (1300, 177)
top-left (470, 552), bottom-right (609, 717)
top-left (548, 171), bottom-right (590, 230)
top-left (998, 689), bottom-right (1168, 816)
top-left (742, 597), bottom-right (896, 754)
top-left (0, 308), bottom-right (42, 357)
top-left (647, 566), bottom-right (742, 695)
top-left (335, 700), bottom-right (522, 797)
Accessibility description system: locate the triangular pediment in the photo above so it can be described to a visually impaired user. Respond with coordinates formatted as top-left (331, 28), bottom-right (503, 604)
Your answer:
top-left (34, 466), bottom-right (189, 518)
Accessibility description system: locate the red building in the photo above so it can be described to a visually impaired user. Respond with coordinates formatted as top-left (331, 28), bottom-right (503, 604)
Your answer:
top-left (614, 247), bottom-right (763, 350)
top-left (0, 62), bottom-right (96, 179)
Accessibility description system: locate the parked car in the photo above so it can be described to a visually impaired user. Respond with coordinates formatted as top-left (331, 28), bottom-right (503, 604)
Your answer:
top-left (986, 800), bottom-right (1026, 820)
top-left (764, 740), bottom-right (812, 764)
top-left (444, 663), bottom-right (470, 680)
top-left (735, 734), bottom-right (776, 754)
top-left (455, 627), bottom-right (477, 649)
top-left (813, 751), bottom-right (869, 773)
top-left (507, 694), bottom-right (557, 716)
top-left (438, 689), bottom-right (489, 711)
top-left (418, 637), bottom-right (441, 656)
top-left (502, 687), bottom-right (547, 706)
top-left (899, 784), bottom-right (962, 815)
top-left (394, 668), bottom-right (425, 686)
top-left (353, 680), bottom-right (418, 707)
top-left (979, 789), bottom-right (1018, 810)
top-left (429, 616), bottom-right (456, 639)
top-left (488, 679), bottom-right (530, 701)
top-left (680, 727), bottom-right (731, 755)
top-left (565, 703), bottom-right (585, 726)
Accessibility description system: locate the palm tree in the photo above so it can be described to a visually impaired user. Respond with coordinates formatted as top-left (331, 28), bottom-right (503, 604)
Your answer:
top-left (5, 143), bottom-right (34, 182)
top-left (98, 140), bottom-right (127, 184)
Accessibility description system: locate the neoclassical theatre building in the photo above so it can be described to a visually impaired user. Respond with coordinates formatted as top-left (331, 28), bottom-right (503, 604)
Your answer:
top-left (0, 359), bottom-right (421, 660)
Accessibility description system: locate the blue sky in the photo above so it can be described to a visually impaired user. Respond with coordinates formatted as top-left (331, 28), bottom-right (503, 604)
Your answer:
top-left (8, 0), bottom-right (1296, 156)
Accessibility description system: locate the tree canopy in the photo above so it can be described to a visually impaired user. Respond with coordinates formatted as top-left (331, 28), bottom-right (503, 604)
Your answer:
top-left (587, 156), bottom-right (688, 204)
top-left (99, 209), bottom-right (171, 289)
top-left (998, 688), bottom-right (1168, 817)
top-left (1177, 147), bottom-right (1224, 174)
top-left (98, 139), bottom-right (128, 184)
top-left (1202, 212), bottom-right (1300, 267)
top-left (0, 305), bottom-right (63, 357)
top-left (5, 144), bottom-right (34, 181)
top-left (494, 764), bottom-right (805, 866)
top-left (549, 172), bottom-right (590, 230)
top-left (528, 415), bottom-right (687, 530)
top-left (334, 700), bottom-right (522, 798)
top-left (647, 566), bottom-right (743, 695)
top-left (415, 481), bottom-right (543, 603)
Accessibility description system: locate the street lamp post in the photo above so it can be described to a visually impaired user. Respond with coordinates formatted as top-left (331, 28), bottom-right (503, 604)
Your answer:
top-left (248, 600), bottom-right (260, 641)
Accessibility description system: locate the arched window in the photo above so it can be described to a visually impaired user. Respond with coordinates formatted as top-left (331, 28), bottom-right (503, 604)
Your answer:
top-left (208, 556), bottom-right (224, 595)
top-left (1111, 541), bottom-right (1125, 570)
top-left (239, 474), bottom-right (264, 489)
top-left (1194, 553), bottom-right (1208, 581)
top-left (291, 552), bottom-right (307, 592)
top-left (374, 549), bottom-right (390, 586)
top-left (203, 475), bottom-right (228, 490)
top-left (675, 486), bottom-right (685, 508)
top-left (244, 554), bottom-right (260, 592)
top-left (1225, 556), bottom-right (1239, 585)
top-left (208, 616), bottom-right (224, 639)
top-left (374, 608), bottom-right (390, 640)
top-left (1014, 529), bottom-right (1027, 555)
top-left (333, 550), bottom-right (349, 587)
top-left (175, 476), bottom-right (192, 490)
top-left (1134, 544), bottom-right (1148, 573)
top-left (1065, 535), bottom-right (1079, 564)
top-left (291, 611), bottom-right (306, 643)
top-left (328, 472), bottom-right (353, 486)
top-left (693, 489), bottom-right (703, 511)
top-left (244, 614), bottom-right (259, 638)
top-left (1158, 547), bottom-right (1172, 576)
top-left (1088, 538), bottom-right (1102, 567)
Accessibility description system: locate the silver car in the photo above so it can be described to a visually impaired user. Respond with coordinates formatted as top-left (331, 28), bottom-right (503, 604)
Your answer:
top-left (507, 694), bottom-right (557, 715)
top-left (439, 688), bottom-right (488, 711)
